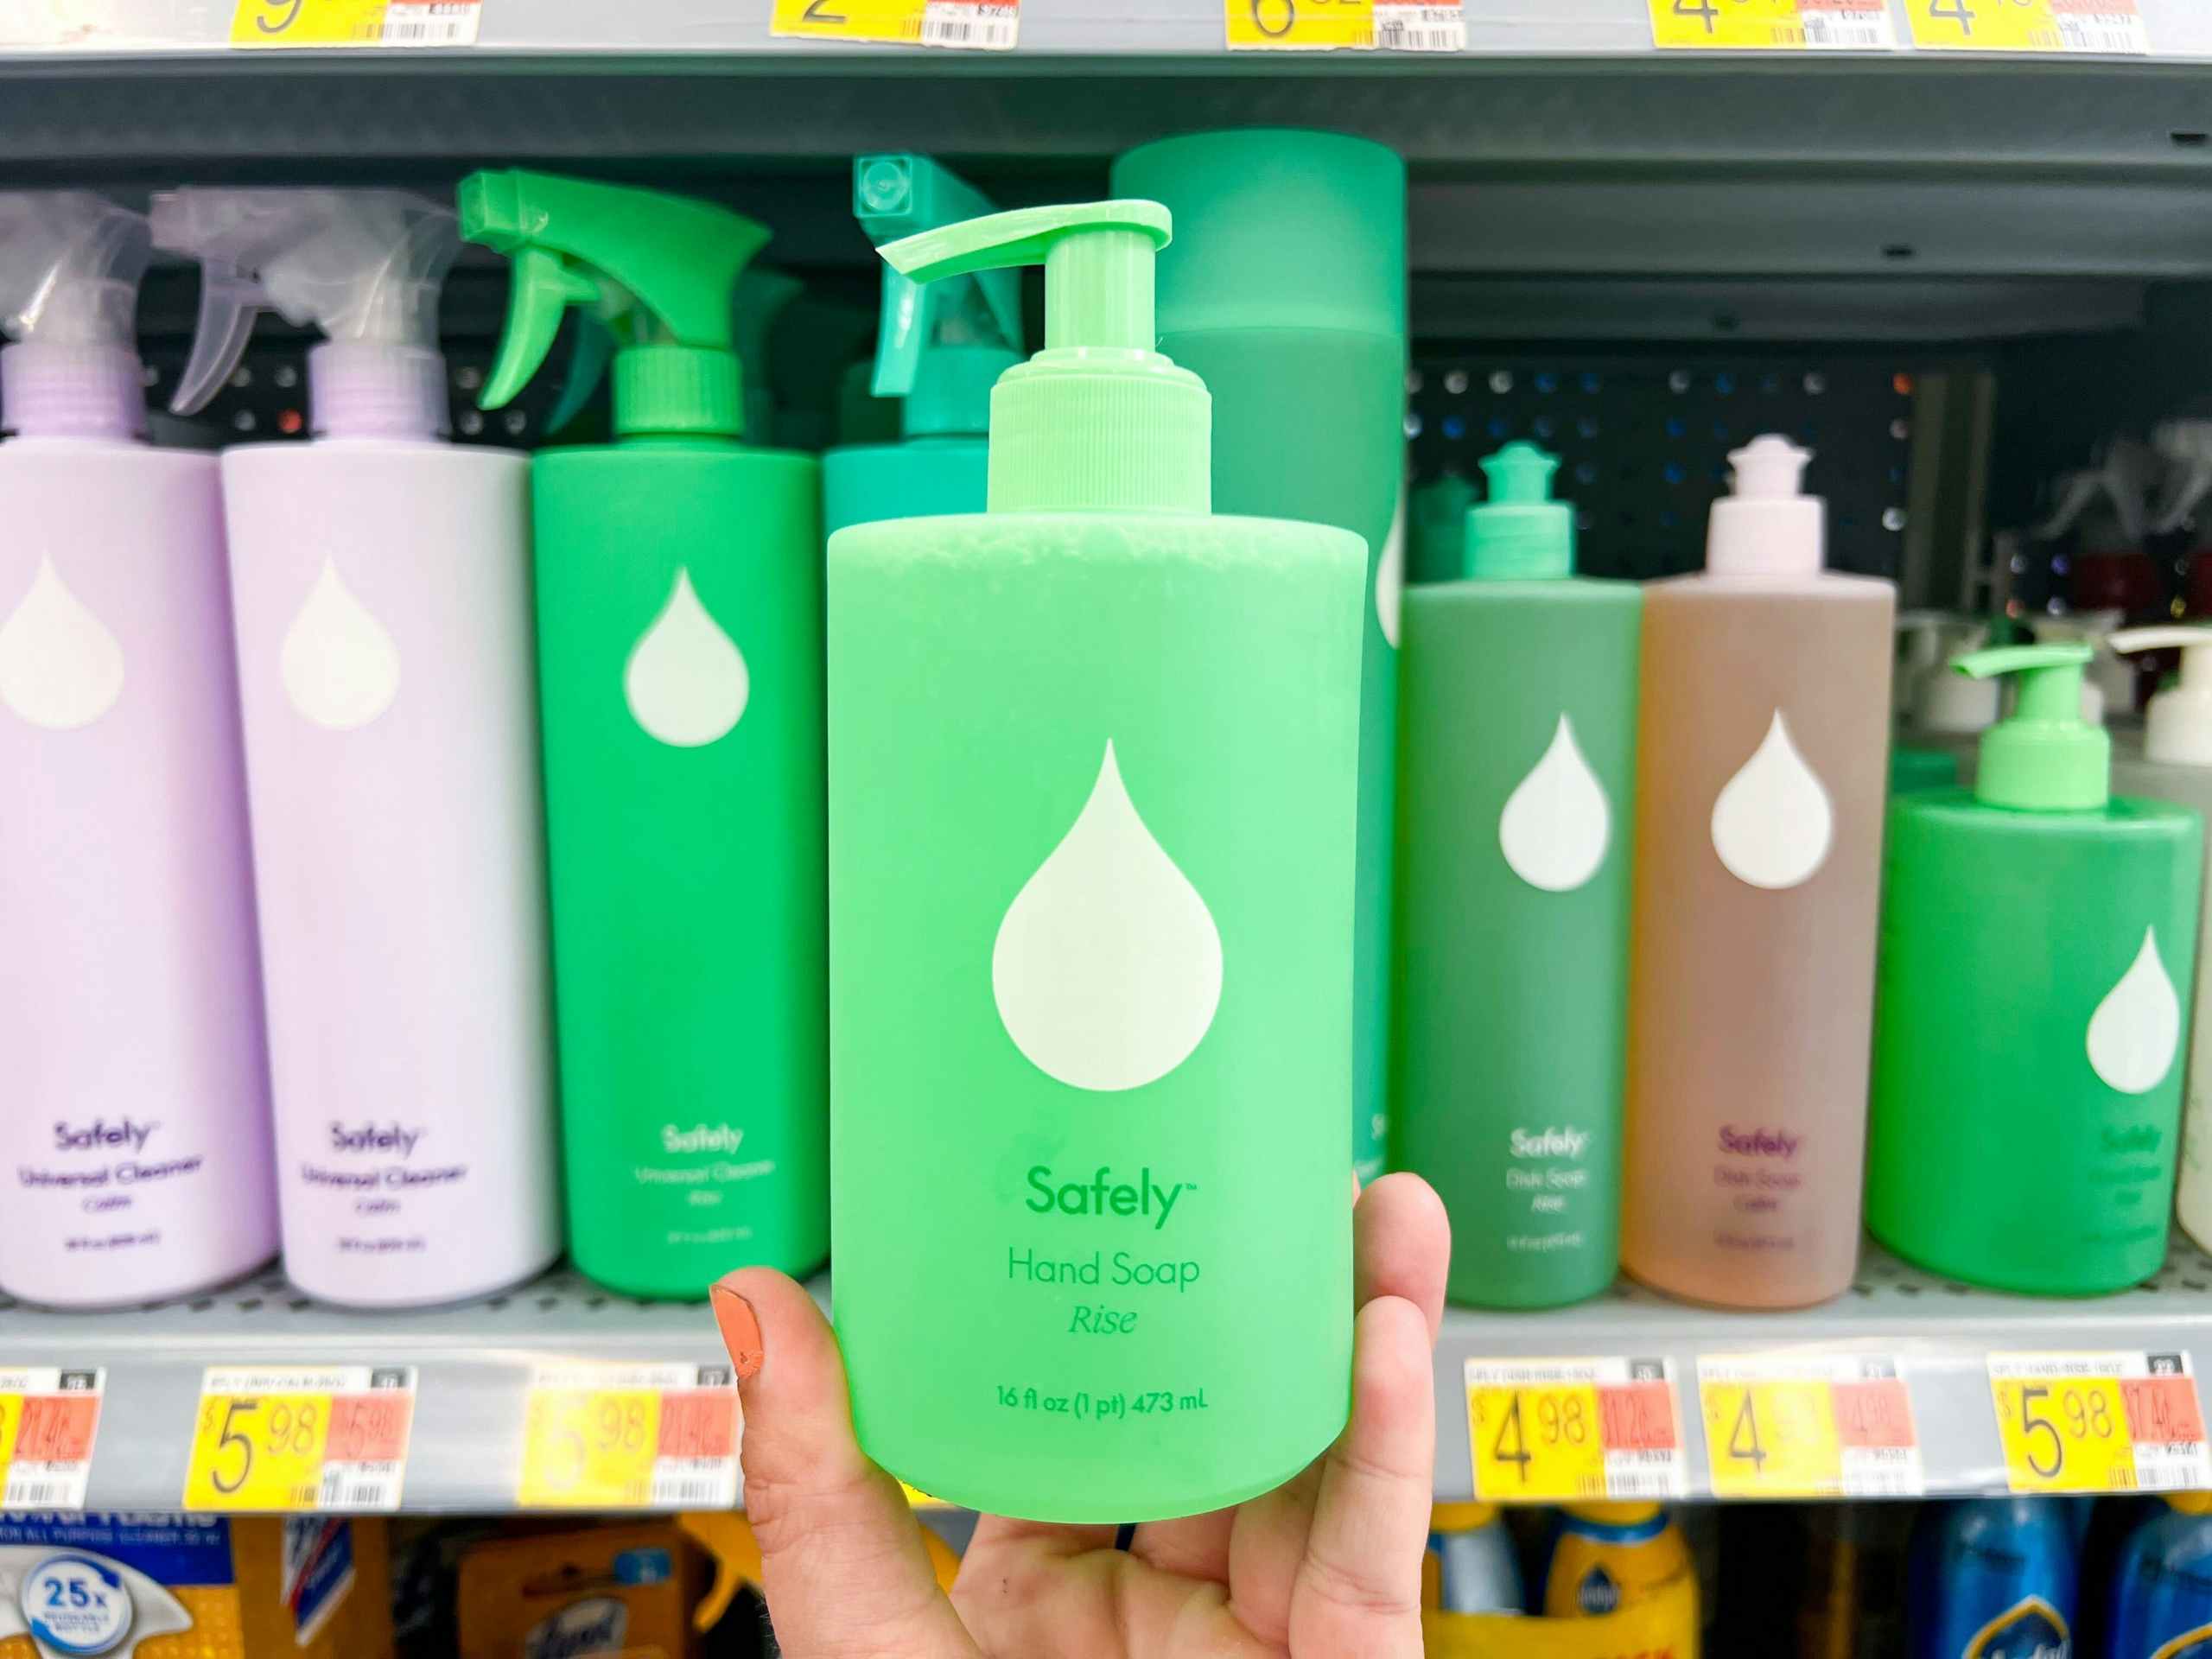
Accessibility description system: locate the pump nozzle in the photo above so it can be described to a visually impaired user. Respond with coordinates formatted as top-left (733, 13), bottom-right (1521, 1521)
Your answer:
top-left (2111, 625), bottom-right (2212, 766)
top-left (150, 188), bottom-right (456, 440)
top-left (1955, 642), bottom-right (2107, 810)
top-left (0, 191), bottom-right (150, 439)
top-left (878, 199), bottom-right (1205, 515)
top-left (459, 170), bottom-right (768, 442)
top-left (1466, 442), bottom-right (1573, 580)
top-left (854, 156), bottom-right (1021, 441)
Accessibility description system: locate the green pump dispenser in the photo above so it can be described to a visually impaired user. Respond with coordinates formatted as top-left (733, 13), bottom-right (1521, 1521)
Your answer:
top-left (461, 170), bottom-right (826, 1300)
top-left (1394, 443), bottom-right (1639, 1308)
top-left (1869, 643), bottom-right (2202, 1295)
top-left (828, 200), bottom-right (1364, 1520)
top-left (821, 155), bottom-right (1021, 536)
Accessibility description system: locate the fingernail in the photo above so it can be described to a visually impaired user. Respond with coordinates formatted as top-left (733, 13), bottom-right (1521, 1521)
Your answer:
top-left (711, 1280), bottom-right (764, 1384)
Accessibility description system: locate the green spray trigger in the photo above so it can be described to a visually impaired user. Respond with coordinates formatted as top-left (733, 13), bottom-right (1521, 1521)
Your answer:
top-left (1955, 642), bottom-right (2107, 810)
top-left (854, 155), bottom-right (1020, 436)
top-left (459, 169), bottom-right (770, 440)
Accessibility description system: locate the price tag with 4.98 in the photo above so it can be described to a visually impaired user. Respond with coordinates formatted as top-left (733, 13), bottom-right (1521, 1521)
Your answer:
top-left (1904, 0), bottom-right (2148, 54)
top-left (1466, 1357), bottom-right (1687, 1503)
top-left (1699, 1352), bottom-right (1923, 1499)
top-left (1650, 0), bottom-right (1897, 49)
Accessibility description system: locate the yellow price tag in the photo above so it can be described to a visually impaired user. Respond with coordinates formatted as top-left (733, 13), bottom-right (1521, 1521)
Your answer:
top-left (518, 1363), bottom-right (741, 1510)
top-left (1702, 1378), bottom-right (1841, 1497)
top-left (1651, 0), bottom-right (1895, 48)
top-left (0, 1368), bottom-right (104, 1511)
top-left (183, 1366), bottom-right (415, 1512)
top-left (186, 1393), bottom-right (331, 1510)
top-left (770, 0), bottom-right (923, 41)
top-left (229, 0), bottom-right (481, 48)
top-left (1225, 0), bottom-right (1374, 52)
top-left (1905, 0), bottom-right (2146, 53)
top-left (1988, 1352), bottom-right (2211, 1494)
top-left (1470, 1382), bottom-right (1608, 1502)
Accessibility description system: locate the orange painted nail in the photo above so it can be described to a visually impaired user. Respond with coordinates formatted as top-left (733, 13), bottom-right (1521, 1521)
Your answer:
top-left (712, 1281), bottom-right (764, 1383)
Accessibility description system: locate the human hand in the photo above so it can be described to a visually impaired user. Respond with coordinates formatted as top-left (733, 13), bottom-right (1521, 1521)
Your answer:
top-left (711, 1171), bottom-right (1449, 1658)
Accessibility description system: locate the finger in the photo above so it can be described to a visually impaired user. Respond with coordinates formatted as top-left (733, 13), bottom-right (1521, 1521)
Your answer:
top-left (1287, 1294), bottom-right (1434, 1657)
top-left (1128, 1503), bottom-right (1236, 1581)
top-left (1355, 1172), bottom-right (1450, 1342)
top-left (1224, 1459), bottom-right (1323, 1646)
top-left (715, 1271), bottom-right (977, 1659)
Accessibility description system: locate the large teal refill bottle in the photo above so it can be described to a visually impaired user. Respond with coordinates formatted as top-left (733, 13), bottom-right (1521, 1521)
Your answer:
top-left (1868, 645), bottom-right (2202, 1296)
top-left (460, 171), bottom-right (827, 1300)
top-left (1113, 130), bottom-right (1407, 1182)
top-left (829, 200), bottom-right (1364, 1522)
top-left (1394, 444), bottom-right (1638, 1308)
top-left (821, 155), bottom-right (1020, 537)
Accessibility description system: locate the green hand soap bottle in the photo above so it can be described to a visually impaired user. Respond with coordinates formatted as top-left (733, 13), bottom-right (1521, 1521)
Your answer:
top-left (828, 200), bottom-right (1365, 1521)
top-left (820, 154), bottom-right (1021, 537)
top-left (460, 170), bottom-right (827, 1299)
top-left (1394, 444), bottom-right (1639, 1308)
top-left (1867, 645), bottom-right (2202, 1295)
top-left (1113, 130), bottom-right (1406, 1182)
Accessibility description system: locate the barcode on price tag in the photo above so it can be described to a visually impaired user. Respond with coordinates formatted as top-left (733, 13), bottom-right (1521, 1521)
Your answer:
top-left (917, 0), bottom-right (1018, 47)
top-left (772, 0), bottom-right (1017, 48)
top-left (1651, 0), bottom-right (1897, 49)
top-left (1989, 1351), bottom-right (2211, 1493)
top-left (1373, 0), bottom-right (1462, 52)
top-left (519, 1363), bottom-right (740, 1510)
top-left (1699, 1352), bottom-right (1923, 1499)
top-left (229, 0), bottom-right (481, 48)
top-left (184, 1366), bottom-right (415, 1512)
top-left (1465, 1356), bottom-right (1688, 1503)
top-left (1905, 0), bottom-right (2147, 53)
top-left (0, 1368), bottom-right (103, 1510)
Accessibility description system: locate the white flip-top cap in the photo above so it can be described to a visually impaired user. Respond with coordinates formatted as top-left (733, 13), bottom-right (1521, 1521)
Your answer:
top-left (2111, 626), bottom-right (2212, 766)
top-left (1707, 435), bottom-right (1824, 576)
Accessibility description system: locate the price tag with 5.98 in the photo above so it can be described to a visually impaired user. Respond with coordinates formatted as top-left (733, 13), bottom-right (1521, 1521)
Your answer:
top-left (184, 1365), bottom-right (416, 1512)
top-left (1698, 1353), bottom-right (1923, 1499)
top-left (518, 1363), bottom-right (739, 1510)
top-left (1989, 1351), bottom-right (2211, 1494)
top-left (1466, 1357), bottom-right (1687, 1503)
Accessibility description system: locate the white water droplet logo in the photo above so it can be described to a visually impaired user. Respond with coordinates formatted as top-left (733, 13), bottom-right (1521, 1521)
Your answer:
top-left (1376, 482), bottom-right (1406, 650)
top-left (2087, 926), bottom-right (2182, 1095)
top-left (0, 554), bottom-right (124, 730)
top-left (282, 557), bottom-right (401, 731)
top-left (992, 741), bottom-right (1224, 1093)
top-left (1498, 714), bottom-right (1611, 893)
top-left (625, 567), bottom-right (748, 747)
top-left (1710, 710), bottom-right (1834, 890)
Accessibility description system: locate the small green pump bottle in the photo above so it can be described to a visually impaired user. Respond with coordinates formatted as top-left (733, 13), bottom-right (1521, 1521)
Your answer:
top-left (1867, 644), bottom-right (2202, 1295)
top-left (1394, 444), bottom-right (1639, 1308)
top-left (460, 171), bottom-right (826, 1299)
top-left (828, 200), bottom-right (1365, 1522)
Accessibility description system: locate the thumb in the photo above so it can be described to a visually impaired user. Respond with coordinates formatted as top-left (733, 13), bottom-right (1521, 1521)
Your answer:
top-left (715, 1268), bottom-right (977, 1659)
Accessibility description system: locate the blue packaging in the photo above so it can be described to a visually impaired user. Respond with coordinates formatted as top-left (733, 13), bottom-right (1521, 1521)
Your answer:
top-left (2104, 1493), bottom-right (2212, 1658)
top-left (1908, 1498), bottom-right (2078, 1659)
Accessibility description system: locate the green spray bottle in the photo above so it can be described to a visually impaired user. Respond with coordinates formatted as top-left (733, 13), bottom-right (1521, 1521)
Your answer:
top-left (1867, 644), bottom-right (2202, 1295)
top-left (820, 155), bottom-right (1021, 537)
top-left (1393, 444), bottom-right (1638, 1308)
top-left (460, 171), bottom-right (826, 1300)
top-left (829, 200), bottom-right (1364, 1521)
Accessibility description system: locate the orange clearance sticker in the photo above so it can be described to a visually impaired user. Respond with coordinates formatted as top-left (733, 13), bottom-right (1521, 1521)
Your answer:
top-left (0, 1369), bottom-right (103, 1510)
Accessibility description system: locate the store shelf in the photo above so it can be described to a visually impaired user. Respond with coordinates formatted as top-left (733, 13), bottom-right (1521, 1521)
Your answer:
top-left (12, 1242), bottom-right (2212, 1511)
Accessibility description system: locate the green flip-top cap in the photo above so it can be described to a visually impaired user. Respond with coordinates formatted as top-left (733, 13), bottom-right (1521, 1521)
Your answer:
top-left (1958, 643), bottom-right (2108, 810)
top-left (1466, 442), bottom-right (1574, 580)
top-left (458, 169), bottom-right (768, 441)
top-left (878, 198), bottom-right (1208, 515)
top-left (1111, 130), bottom-right (1406, 340)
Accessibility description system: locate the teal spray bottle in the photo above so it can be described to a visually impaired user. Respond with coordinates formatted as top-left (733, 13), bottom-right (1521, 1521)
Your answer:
top-left (1867, 645), bottom-right (2202, 1295)
top-left (821, 154), bottom-right (1020, 537)
top-left (1393, 443), bottom-right (1638, 1308)
top-left (828, 201), bottom-right (1365, 1521)
top-left (459, 171), bottom-right (826, 1299)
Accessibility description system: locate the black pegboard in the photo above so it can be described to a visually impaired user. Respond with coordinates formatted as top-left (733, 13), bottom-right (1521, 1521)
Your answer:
top-left (1408, 352), bottom-right (1922, 582)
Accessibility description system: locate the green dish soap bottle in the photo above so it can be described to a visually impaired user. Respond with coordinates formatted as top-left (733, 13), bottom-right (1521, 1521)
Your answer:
top-left (821, 154), bottom-right (1020, 537)
top-left (1112, 130), bottom-right (1406, 1183)
top-left (460, 170), bottom-right (827, 1299)
top-left (828, 200), bottom-right (1365, 1522)
top-left (1394, 443), bottom-right (1638, 1308)
top-left (1867, 644), bottom-right (2202, 1295)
